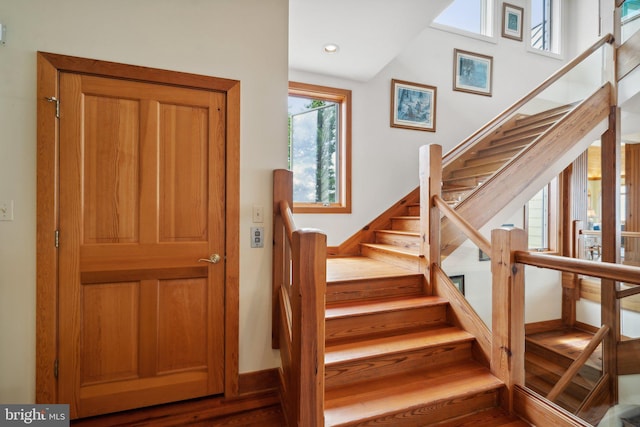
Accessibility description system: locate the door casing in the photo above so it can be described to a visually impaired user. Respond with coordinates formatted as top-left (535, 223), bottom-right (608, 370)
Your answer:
top-left (35, 51), bottom-right (240, 405)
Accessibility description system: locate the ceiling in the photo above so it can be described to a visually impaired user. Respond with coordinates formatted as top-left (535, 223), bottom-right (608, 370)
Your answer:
top-left (288, 0), bottom-right (452, 81)
top-left (288, 0), bottom-right (640, 140)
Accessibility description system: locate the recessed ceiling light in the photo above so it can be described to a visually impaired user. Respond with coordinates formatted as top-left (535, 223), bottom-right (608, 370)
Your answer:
top-left (323, 43), bottom-right (339, 54)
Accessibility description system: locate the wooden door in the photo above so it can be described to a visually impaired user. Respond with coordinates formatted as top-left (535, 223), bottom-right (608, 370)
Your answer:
top-left (57, 72), bottom-right (226, 418)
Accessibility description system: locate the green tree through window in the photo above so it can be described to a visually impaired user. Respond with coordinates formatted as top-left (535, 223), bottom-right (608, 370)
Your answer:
top-left (288, 82), bottom-right (351, 213)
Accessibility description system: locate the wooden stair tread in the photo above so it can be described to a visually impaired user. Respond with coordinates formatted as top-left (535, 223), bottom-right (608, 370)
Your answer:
top-left (326, 295), bottom-right (446, 319)
top-left (375, 229), bottom-right (419, 236)
top-left (325, 326), bottom-right (474, 365)
top-left (327, 256), bottom-right (419, 283)
top-left (324, 361), bottom-right (503, 426)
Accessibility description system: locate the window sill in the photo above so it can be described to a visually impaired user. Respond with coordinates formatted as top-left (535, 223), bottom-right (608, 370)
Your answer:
top-left (293, 203), bottom-right (351, 214)
top-left (430, 23), bottom-right (497, 44)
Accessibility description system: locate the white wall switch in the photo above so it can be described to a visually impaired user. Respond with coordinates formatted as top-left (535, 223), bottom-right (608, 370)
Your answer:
top-left (252, 205), bottom-right (264, 223)
top-left (0, 200), bottom-right (14, 221)
top-left (250, 226), bottom-right (264, 248)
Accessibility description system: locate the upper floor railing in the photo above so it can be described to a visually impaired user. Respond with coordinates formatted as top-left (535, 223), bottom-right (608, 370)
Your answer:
top-left (443, 33), bottom-right (614, 169)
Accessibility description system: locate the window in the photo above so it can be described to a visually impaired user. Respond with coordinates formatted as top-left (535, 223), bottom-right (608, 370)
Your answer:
top-left (433, 0), bottom-right (494, 38)
top-left (530, 0), bottom-right (561, 54)
top-left (525, 179), bottom-right (558, 251)
top-left (288, 82), bottom-right (351, 213)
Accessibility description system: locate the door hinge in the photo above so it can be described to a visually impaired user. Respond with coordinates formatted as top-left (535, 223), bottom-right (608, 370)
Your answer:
top-left (54, 359), bottom-right (59, 379)
top-left (54, 229), bottom-right (59, 248)
top-left (45, 96), bottom-right (60, 119)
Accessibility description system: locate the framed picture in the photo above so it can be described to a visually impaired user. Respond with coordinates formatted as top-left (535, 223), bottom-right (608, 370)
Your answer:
top-left (390, 79), bottom-right (437, 132)
top-left (479, 249), bottom-right (491, 262)
top-left (449, 275), bottom-right (465, 295)
top-left (502, 3), bottom-right (524, 41)
top-left (453, 49), bottom-right (493, 97)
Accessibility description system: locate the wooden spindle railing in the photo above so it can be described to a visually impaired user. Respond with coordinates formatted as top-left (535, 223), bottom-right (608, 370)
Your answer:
top-left (420, 139), bottom-right (640, 424)
top-left (272, 169), bottom-right (326, 427)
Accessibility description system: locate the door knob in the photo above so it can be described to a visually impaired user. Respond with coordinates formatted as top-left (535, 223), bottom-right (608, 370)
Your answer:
top-left (198, 254), bottom-right (221, 264)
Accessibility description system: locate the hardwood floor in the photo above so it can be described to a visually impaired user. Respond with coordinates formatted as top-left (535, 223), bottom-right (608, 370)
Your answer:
top-left (71, 370), bottom-right (285, 426)
top-left (71, 392), bottom-right (284, 427)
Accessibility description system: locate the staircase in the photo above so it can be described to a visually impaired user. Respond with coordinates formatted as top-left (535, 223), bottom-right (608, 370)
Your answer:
top-left (275, 34), bottom-right (632, 426)
top-left (324, 256), bottom-right (527, 426)
top-left (318, 104), bottom-right (585, 426)
top-left (441, 103), bottom-right (575, 207)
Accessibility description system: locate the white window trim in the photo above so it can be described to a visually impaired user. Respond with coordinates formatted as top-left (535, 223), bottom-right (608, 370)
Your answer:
top-left (430, 0), bottom-right (498, 44)
top-left (526, 0), bottom-right (565, 59)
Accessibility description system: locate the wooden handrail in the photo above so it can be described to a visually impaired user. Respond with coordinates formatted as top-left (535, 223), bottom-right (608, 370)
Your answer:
top-left (280, 199), bottom-right (296, 242)
top-left (581, 229), bottom-right (640, 238)
top-left (515, 251), bottom-right (640, 285)
top-left (433, 194), bottom-right (491, 256)
top-left (547, 325), bottom-right (610, 402)
top-left (443, 34), bottom-right (614, 165)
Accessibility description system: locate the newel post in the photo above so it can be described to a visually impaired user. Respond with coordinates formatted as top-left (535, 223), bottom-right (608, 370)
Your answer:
top-left (420, 144), bottom-right (442, 291)
top-left (291, 229), bottom-right (326, 427)
top-left (491, 227), bottom-right (527, 411)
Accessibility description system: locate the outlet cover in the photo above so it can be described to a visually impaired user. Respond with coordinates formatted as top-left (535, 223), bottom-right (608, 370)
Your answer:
top-left (0, 200), bottom-right (14, 221)
top-left (250, 226), bottom-right (264, 248)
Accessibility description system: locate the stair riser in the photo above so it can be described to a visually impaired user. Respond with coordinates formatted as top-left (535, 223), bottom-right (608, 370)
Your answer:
top-left (326, 305), bottom-right (448, 343)
top-left (525, 374), bottom-right (584, 413)
top-left (478, 137), bottom-right (534, 156)
top-left (449, 161), bottom-right (506, 179)
top-left (514, 107), bottom-right (571, 127)
top-left (501, 122), bottom-right (553, 138)
top-left (375, 231), bottom-right (420, 249)
top-left (526, 341), bottom-right (602, 383)
top-left (391, 217), bottom-right (420, 232)
top-left (407, 205), bottom-right (420, 216)
top-left (327, 388), bottom-right (501, 427)
top-left (464, 153), bottom-right (514, 167)
top-left (360, 245), bottom-right (421, 271)
top-left (526, 353), bottom-right (599, 388)
top-left (441, 189), bottom-right (468, 201)
top-left (327, 276), bottom-right (423, 303)
top-left (325, 342), bottom-right (473, 390)
top-left (525, 362), bottom-right (592, 400)
top-left (443, 176), bottom-right (487, 190)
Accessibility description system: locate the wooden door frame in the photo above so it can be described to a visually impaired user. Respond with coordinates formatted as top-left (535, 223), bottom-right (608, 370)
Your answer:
top-left (36, 51), bottom-right (240, 404)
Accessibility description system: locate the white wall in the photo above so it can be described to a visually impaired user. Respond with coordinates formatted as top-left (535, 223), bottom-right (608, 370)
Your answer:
top-left (0, 0), bottom-right (288, 403)
top-left (292, 1), bottom-right (602, 246)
